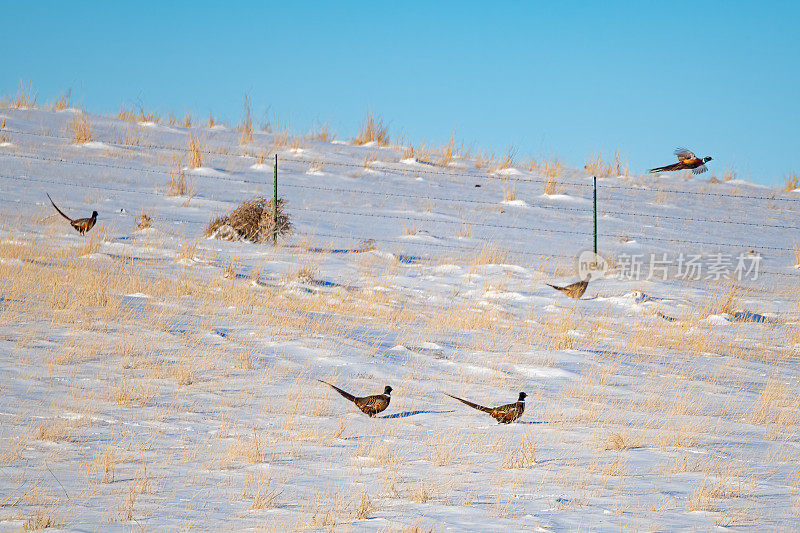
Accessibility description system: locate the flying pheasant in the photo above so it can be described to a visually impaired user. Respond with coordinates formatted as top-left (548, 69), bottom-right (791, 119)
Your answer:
top-left (444, 392), bottom-right (526, 424)
top-left (319, 380), bottom-right (392, 417)
top-left (649, 148), bottom-right (712, 175)
top-left (47, 193), bottom-right (97, 235)
top-left (546, 274), bottom-right (591, 299)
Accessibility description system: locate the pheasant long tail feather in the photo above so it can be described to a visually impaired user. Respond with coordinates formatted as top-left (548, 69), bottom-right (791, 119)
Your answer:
top-left (47, 193), bottom-right (73, 222)
top-left (319, 380), bottom-right (357, 403)
top-left (445, 393), bottom-right (493, 414)
top-left (649, 163), bottom-right (681, 173)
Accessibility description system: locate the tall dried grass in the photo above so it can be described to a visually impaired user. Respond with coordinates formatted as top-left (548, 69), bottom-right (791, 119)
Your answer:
top-left (52, 89), bottom-right (71, 111)
top-left (70, 112), bottom-right (93, 144)
top-left (238, 94), bottom-right (253, 145)
top-left (353, 112), bottom-right (389, 146)
top-left (188, 134), bottom-right (202, 168)
top-left (584, 152), bottom-right (627, 177)
top-left (784, 173), bottom-right (798, 191)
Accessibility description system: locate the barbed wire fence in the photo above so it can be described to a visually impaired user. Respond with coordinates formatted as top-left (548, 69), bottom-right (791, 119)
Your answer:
top-left (4, 124), bottom-right (800, 201)
top-left (1, 125), bottom-right (799, 285)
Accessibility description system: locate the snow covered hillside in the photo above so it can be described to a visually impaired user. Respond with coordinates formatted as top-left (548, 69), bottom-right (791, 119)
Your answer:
top-left (0, 106), bottom-right (799, 531)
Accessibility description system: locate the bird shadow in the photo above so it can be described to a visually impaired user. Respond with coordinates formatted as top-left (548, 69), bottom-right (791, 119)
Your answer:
top-left (380, 409), bottom-right (454, 419)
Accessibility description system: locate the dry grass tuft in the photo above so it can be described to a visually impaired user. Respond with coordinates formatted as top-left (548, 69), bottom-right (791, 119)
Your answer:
top-left (539, 158), bottom-right (563, 178)
top-left (722, 167), bottom-right (736, 181)
top-left (401, 222), bottom-right (418, 236)
top-left (118, 103), bottom-right (158, 123)
top-left (493, 147), bottom-right (516, 171)
top-left (354, 112), bottom-right (390, 146)
top-left (52, 88), bottom-right (71, 111)
top-left (363, 152), bottom-right (378, 169)
top-left (187, 134), bottom-right (202, 168)
top-left (584, 152), bottom-right (627, 177)
top-left (310, 121), bottom-right (334, 142)
top-left (307, 159), bottom-right (324, 174)
top-left (440, 131), bottom-right (456, 166)
top-left (235, 350), bottom-right (253, 370)
top-left (469, 244), bottom-right (509, 266)
top-left (11, 80), bottom-right (37, 109)
top-left (205, 197), bottom-right (292, 243)
top-left (116, 104), bottom-right (137, 122)
top-left (272, 127), bottom-right (290, 149)
top-left (204, 215), bottom-right (232, 240)
top-left (89, 444), bottom-right (117, 483)
top-left (502, 432), bottom-right (537, 468)
top-left (410, 483), bottom-right (430, 503)
top-left (604, 432), bottom-right (635, 451)
top-left (167, 160), bottom-right (192, 198)
top-left (355, 492), bottom-right (378, 519)
top-left (544, 176), bottom-right (560, 195)
top-left (502, 183), bottom-right (516, 202)
top-left (35, 418), bottom-right (75, 442)
top-left (23, 508), bottom-right (61, 531)
top-left (116, 126), bottom-right (141, 146)
top-left (698, 282), bottom-right (740, 317)
top-left (238, 94), bottom-right (253, 145)
top-left (135, 213), bottom-right (152, 230)
top-left (246, 475), bottom-right (280, 511)
top-left (784, 173), bottom-right (798, 191)
top-left (70, 112), bottom-right (93, 144)
top-left (403, 143), bottom-right (433, 164)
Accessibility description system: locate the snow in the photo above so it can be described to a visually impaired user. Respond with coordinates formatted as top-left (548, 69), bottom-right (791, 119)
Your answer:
top-left (540, 193), bottom-right (590, 204)
top-left (0, 107), bottom-right (799, 531)
top-left (76, 140), bottom-right (111, 149)
top-left (186, 166), bottom-right (228, 177)
top-left (501, 199), bottom-right (529, 207)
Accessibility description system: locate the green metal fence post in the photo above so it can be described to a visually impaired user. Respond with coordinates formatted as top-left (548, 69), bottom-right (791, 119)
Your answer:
top-left (273, 154), bottom-right (278, 245)
top-left (593, 176), bottom-right (597, 256)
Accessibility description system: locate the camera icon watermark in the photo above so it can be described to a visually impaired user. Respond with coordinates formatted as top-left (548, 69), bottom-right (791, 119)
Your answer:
top-left (576, 251), bottom-right (610, 280)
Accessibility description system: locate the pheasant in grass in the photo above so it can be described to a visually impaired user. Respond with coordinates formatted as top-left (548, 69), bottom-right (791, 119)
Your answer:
top-left (650, 148), bottom-right (713, 175)
top-left (546, 274), bottom-right (591, 299)
top-left (319, 380), bottom-right (392, 417)
top-left (444, 392), bottom-right (526, 424)
top-left (47, 193), bottom-right (97, 235)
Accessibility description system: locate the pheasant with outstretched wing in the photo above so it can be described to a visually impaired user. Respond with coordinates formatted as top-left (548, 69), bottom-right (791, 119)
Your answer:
top-left (650, 148), bottom-right (712, 175)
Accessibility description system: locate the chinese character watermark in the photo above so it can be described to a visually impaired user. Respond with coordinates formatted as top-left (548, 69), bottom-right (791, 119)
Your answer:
top-left (577, 251), bottom-right (762, 281)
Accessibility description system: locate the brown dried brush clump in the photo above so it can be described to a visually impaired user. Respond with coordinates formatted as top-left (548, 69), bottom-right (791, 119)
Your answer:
top-left (135, 213), bottom-right (152, 230)
top-left (204, 197), bottom-right (292, 243)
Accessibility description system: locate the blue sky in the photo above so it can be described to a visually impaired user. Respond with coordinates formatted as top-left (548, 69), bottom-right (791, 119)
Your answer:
top-left (2, 1), bottom-right (798, 184)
